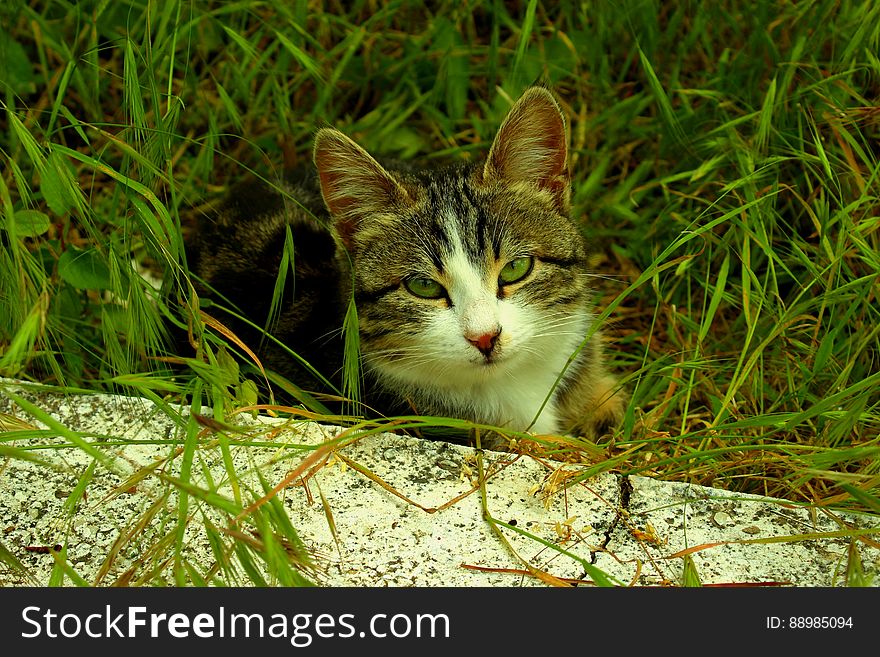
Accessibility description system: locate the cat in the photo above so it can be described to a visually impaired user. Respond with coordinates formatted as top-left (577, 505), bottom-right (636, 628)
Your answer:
top-left (186, 87), bottom-right (624, 440)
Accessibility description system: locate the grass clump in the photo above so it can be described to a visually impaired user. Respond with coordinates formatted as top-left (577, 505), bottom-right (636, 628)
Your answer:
top-left (0, 0), bottom-right (878, 584)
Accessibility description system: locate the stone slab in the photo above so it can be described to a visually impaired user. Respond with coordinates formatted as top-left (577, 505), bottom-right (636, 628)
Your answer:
top-left (1, 380), bottom-right (877, 587)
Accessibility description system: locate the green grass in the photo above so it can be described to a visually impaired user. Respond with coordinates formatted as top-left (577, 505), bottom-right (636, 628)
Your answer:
top-left (1, 0), bottom-right (878, 585)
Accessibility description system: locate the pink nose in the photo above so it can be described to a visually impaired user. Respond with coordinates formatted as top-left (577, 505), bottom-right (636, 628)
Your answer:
top-left (466, 328), bottom-right (501, 356)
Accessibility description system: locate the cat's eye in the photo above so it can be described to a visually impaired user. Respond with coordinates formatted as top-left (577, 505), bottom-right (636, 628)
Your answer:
top-left (499, 256), bottom-right (534, 285)
top-left (404, 276), bottom-right (446, 299)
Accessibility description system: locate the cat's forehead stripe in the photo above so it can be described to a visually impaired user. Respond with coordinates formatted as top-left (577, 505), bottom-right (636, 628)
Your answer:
top-left (425, 174), bottom-right (500, 269)
top-left (423, 217), bottom-right (449, 273)
top-left (460, 182), bottom-right (493, 259)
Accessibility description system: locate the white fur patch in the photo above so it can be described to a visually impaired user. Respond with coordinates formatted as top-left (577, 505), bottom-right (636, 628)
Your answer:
top-left (367, 213), bottom-right (590, 434)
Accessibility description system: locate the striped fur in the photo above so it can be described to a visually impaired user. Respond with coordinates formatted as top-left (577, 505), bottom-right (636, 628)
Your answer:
top-left (189, 87), bottom-right (624, 438)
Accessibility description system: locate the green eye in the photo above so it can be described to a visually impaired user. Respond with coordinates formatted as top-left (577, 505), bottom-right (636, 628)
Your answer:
top-left (499, 256), bottom-right (534, 285)
top-left (404, 276), bottom-right (446, 299)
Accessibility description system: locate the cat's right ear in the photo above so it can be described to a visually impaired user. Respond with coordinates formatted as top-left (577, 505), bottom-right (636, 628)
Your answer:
top-left (313, 128), bottom-right (412, 250)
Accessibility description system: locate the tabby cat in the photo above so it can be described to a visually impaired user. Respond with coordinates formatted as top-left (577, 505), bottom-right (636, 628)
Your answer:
top-left (187, 87), bottom-right (624, 438)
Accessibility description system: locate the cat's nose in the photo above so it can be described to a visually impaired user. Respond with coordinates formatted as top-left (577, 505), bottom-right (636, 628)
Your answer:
top-left (466, 327), bottom-right (501, 356)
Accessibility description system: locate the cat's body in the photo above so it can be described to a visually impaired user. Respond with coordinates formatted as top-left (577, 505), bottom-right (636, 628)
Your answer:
top-left (186, 169), bottom-right (348, 394)
top-left (188, 88), bottom-right (624, 438)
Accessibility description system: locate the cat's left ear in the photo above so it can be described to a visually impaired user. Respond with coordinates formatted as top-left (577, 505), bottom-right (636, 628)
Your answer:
top-left (482, 87), bottom-right (570, 213)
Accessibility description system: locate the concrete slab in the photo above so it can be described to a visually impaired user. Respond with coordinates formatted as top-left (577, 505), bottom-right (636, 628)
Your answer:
top-left (1, 379), bottom-right (878, 586)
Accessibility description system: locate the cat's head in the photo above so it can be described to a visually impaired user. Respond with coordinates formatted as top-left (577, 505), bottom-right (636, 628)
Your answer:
top-left (313, 88), bottom-right (593, 395)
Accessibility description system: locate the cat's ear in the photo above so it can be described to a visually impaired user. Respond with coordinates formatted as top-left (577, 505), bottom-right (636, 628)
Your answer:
top-left (482, 87), bottom-right (570, 211)
top-left (313, 128), bottom-right (412, 249)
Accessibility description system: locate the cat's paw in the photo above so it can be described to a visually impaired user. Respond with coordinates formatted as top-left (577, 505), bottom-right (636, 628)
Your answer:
top-left (564, 373), bottom-right (626, 439)
top-left (589, 379), bottom-right (626, 437)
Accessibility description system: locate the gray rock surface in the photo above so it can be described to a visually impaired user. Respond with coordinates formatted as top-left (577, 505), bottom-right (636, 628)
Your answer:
top-left (1, 380), bottom-right (877, 586)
